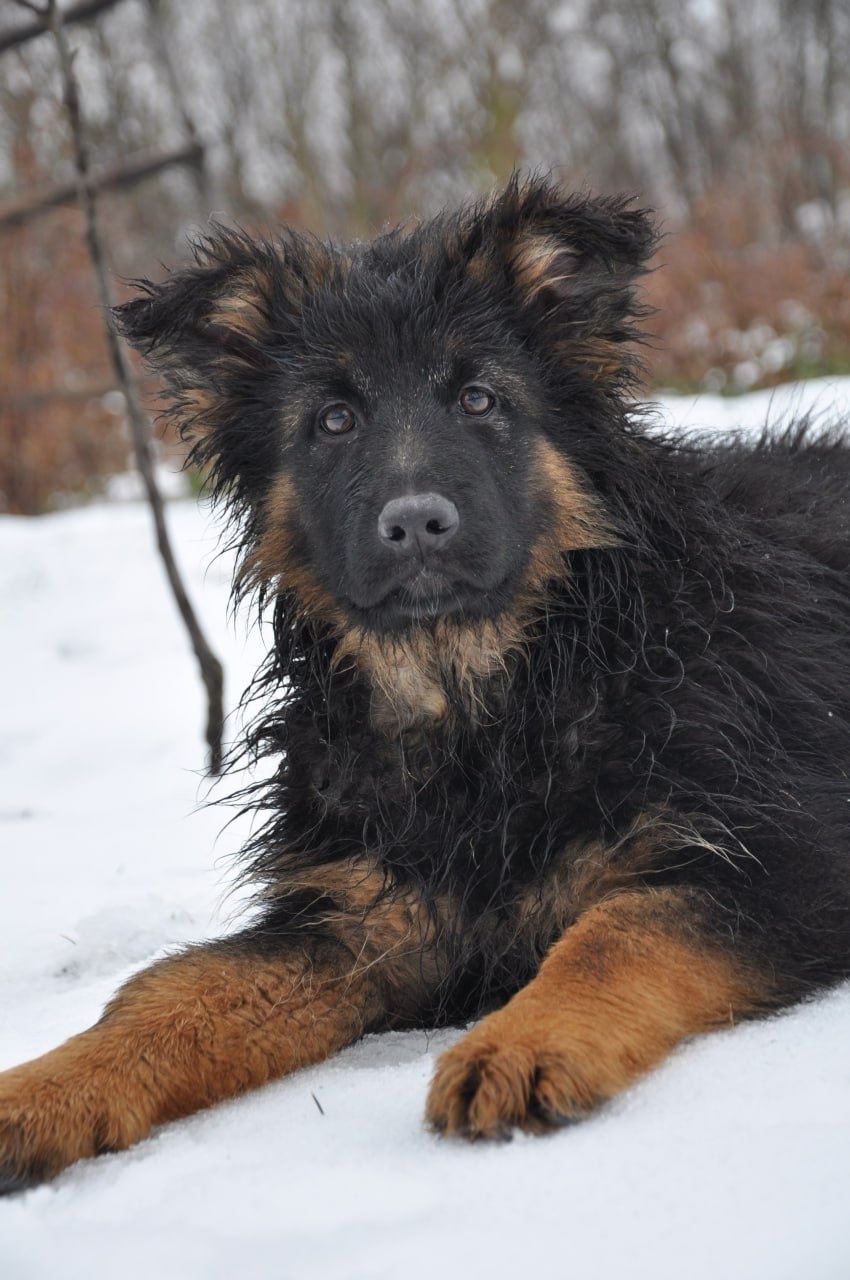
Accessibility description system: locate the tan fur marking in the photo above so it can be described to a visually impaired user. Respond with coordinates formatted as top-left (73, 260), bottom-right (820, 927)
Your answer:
top-left (242, 472), bottom-right (297, 584)
top-left (526, 439), bottom-right (616, 590)
top-left (207, 262), bottom-right (274, 338)
top-left (333, 615), bottom-right (528, 732)
top-left (246, 446), bottom-right (612, 733)
top-left (173, 385), bottom-right (218, 440)
top-left (464, 249), bottom-right (493, 283)
top-left (427, 889), bottom-right (771, 1137)
top-left (336, 445), bottom-right (612, 730)
top-left (208, 293), bottom-right (265, 337)
top-left (178, 387), bottom-right (216, 416)
top-left (242, 474), bottom-right (342, 618)
top-left (496, 810), bottom-right (725, 965)
top-left (271, 858), bottom-right (449, 1015)
top-left (510, 233), bottom-right (575, 301)
top-left (562, 336), bottom-right (627, 383)
top-left (0, 949), bottom-right (365, 1183)
top-left (332, 441), bottom-right (613, 732)
top-left (244, 476), bottom-right (523, 728)
top-left (563, 810), bottom-right (724, 917)
top-left (509, 235), bottom-right (636, 383)
top-left (0, 860), bottom-right (441, 1184)
top-left (246, 481), bottom-right (531, 729)
top-left (207, 242), bottom-right (340, 340)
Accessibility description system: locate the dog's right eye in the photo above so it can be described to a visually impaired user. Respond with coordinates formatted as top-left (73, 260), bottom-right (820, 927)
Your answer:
top-left (318, 403), bottom-right (356, 436)
top-left (458, 386), bottom-right (495, 417)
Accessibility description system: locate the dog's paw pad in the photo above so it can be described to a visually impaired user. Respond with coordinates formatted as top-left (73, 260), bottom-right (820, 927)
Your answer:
top-left (426, 1026), bottom-right (595, 1140)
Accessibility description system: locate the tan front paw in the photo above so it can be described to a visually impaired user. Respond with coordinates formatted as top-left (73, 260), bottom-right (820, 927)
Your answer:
top-left (425, 1007), bottom-right (603, 1140)
top-left (0, 1042), bottom-right (144, 1193)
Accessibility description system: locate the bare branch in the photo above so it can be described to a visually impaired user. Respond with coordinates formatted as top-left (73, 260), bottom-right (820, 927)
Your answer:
top-left (2, 0), bottom-right (124, 55)
top-left (0, 142), bottom-right (204, 230)
top-left (4, 376), bottom-right (150, 409)
top-left (143, 0), bottom-right (210, 208)
top-left (12, 2), bottom-right (49, 20)
top-left (42, 0), bottom-right (225, 774)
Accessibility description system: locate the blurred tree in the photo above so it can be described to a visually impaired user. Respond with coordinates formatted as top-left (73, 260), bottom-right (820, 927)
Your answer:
top-left (2, 0), bottom-right (850, 511)
top-left (2, 0), bottom-right (224, 773)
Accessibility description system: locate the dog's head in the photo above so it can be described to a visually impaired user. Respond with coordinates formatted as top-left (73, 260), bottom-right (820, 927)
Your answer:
top-left (117, 178), bottom-right (655, 640)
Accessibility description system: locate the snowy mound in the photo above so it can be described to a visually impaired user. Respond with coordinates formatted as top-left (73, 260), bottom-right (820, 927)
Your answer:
top-left (2, 381), bottom-right (850, 1280)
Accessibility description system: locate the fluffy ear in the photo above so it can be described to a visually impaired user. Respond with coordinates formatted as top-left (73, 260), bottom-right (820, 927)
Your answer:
top-left (117, 225), bottom-right (285, 382)
top-left (114, 226), bottom-right (334, 500)
top-left (466, 176), bottom-right (658, 385)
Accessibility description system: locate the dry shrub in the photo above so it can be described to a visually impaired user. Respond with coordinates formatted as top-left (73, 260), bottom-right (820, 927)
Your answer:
top-left (1, 214), bottom-right (126, 513)
top-left (645, 183), bottom-right (850, 393)
top-left (0, 211), bottom-right (180, 515)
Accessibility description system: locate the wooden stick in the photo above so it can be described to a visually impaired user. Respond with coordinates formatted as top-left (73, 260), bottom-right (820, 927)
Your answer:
top-left (41, 0), bottom-right (225, 773)
top-left (0, 143), bottom-right (204, 231)
top-left (1, 0), bottom-right (124, 55)
top-left (143, 0), bottom-right (211, 208)
top-left (4, 376), bottom-right (151, 409)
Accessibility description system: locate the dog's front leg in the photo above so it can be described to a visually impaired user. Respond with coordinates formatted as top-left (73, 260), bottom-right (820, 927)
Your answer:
top-left (0, 920), bottom-right (408, 1190)
top-left (427, 888), bottom-right (773, 1138)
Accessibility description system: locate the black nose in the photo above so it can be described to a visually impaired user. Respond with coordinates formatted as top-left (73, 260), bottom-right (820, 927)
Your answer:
top-left (378, 492), bottom-right (459, 556)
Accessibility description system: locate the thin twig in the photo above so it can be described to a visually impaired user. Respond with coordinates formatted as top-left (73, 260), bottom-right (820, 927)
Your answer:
top-left (0, 142), bottom-right (205, 231)
top-left (42, 0), bottom-right (225, 773)
top-left (2, 1), bottom-right (122, 55)
top-left (143, 0), bottom-right (211, 208)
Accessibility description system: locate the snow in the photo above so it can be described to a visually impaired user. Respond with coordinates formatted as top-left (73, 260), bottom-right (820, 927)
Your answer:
top-left (653, 374), bottom-right (850, 439)
top-left (3, 380), bottom-right (850, 1280)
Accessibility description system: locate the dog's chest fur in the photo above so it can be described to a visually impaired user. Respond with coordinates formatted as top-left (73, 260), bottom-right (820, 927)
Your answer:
top-left (284, 649), bottom-right (633, 909)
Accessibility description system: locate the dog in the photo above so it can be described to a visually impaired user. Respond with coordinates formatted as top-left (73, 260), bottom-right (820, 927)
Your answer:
top-left (3, 176), bottom-right (850, 1191)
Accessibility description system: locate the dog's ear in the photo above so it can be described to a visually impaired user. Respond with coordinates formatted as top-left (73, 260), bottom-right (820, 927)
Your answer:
top-left (114, 226), bottom-right (334, 499)
top-left (464, 176), bottom-right (658, 385)
top-left (115, 224), bottom-right (310, 385)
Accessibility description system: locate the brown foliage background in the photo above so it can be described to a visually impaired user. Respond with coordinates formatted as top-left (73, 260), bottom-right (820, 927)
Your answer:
top-left (2, 0), bottom-right (850, 514)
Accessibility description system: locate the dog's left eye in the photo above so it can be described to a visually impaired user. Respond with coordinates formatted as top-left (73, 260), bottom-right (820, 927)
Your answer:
top-left (458, 386), bottom-right (495, 417)
top-left (318, 403), bottom-right (356, 435)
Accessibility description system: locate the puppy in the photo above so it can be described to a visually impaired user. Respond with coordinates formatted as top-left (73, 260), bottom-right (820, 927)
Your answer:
top-left (3, 176), bottom-right (850, 1190)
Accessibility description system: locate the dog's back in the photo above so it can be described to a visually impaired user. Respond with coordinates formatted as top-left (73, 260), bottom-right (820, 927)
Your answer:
top-left (699, 427), bottom-right (850, 573)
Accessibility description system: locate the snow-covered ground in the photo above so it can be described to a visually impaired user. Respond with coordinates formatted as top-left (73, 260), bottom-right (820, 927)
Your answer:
top-left (3, 380), bottom-right (850, 1280)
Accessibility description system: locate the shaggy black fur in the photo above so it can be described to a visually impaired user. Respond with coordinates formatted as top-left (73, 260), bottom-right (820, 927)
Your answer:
top-left (116, 175), bottom-right (850, 1023)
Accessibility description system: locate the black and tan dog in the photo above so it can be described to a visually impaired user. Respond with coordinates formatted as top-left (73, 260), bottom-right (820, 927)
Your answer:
top-left (3, 177), bottom-right (850, 1189)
